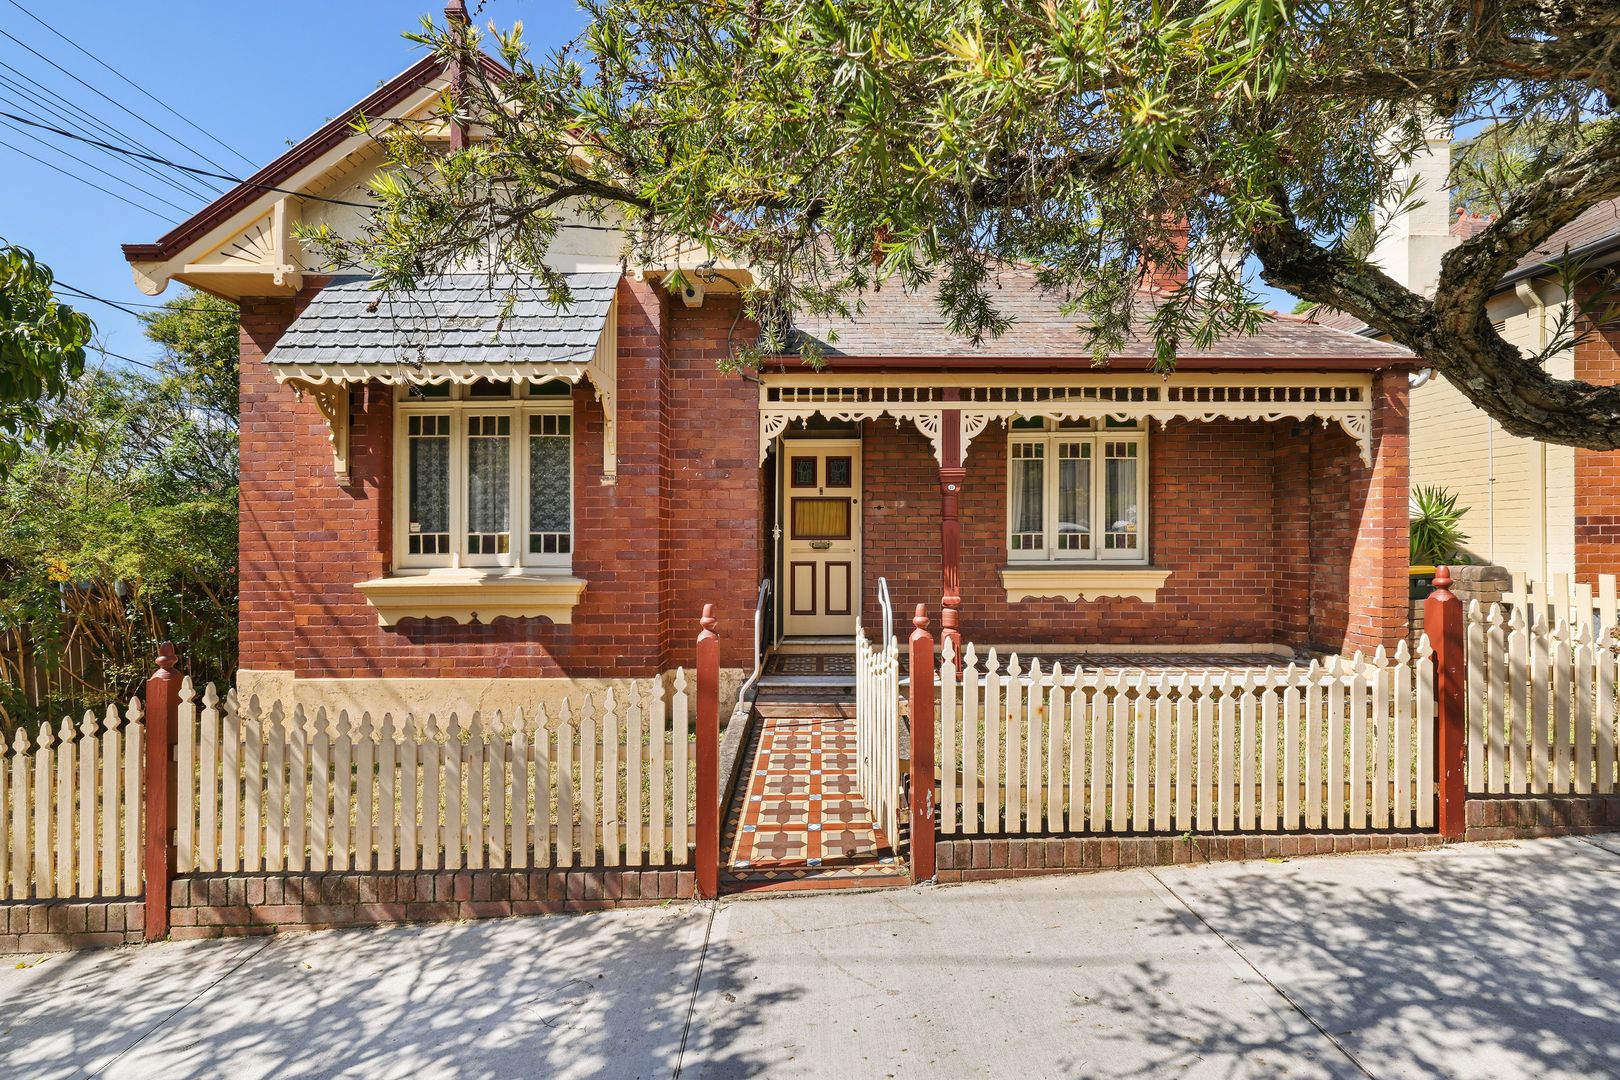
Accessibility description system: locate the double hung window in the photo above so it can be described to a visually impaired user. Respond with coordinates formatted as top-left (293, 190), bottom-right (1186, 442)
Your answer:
top-left (1007, 418), bottom-right (1147, 562)
top-left (396, 379), bottom-right (574, 571)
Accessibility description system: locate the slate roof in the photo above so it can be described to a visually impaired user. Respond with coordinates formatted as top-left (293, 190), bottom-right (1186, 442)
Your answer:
top-left (787, 266), bottom-right (1412, 363)
top-left (1509, 197), bottom-right (1620, 277)
top-left (266, 273), bottom-right (620, 367)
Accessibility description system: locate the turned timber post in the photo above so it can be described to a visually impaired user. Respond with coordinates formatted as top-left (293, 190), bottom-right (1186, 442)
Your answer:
top-left (940, 396), bottom-right (964, 653)
top-left (908, 606), bottom-right (937, 881)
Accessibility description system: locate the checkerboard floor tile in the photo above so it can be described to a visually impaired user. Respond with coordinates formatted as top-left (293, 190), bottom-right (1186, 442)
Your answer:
top-left (721, 704), bottom-right (908, 893)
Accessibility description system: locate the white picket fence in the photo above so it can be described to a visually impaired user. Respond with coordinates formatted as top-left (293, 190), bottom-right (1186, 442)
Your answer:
top-left (936, 638), bottom-right (1437, 836)
top-left (175, 675), bottom-right (695, 874)
top-left (1465, 601), bottom-right (1619, 795)
top-left (854, 625), bottom-right (902, 845)
top-left (1506, 572), bottom-right (1619, 637)
top-left (0, 700), bottom-right (146, 900)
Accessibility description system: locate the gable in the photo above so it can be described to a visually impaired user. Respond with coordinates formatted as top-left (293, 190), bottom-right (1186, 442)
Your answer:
top-left (121, 53), bottom-right (625, 300)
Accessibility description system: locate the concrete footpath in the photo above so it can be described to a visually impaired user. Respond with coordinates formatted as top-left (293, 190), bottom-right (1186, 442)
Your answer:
top-left (3, 836), bottom-right (1618, 1079)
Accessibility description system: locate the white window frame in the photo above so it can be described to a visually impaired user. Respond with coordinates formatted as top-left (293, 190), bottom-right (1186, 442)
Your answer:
top-left (393, 381), bottom-right (575, 573)
top-left (1006, 418), bottom-right (1148, 564)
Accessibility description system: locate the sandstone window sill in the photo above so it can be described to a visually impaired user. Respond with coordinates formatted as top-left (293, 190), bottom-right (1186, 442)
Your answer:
top-left (357, 570), bottom-right (587, 626)
top-left (999, 565), bottom-right (1172, 604)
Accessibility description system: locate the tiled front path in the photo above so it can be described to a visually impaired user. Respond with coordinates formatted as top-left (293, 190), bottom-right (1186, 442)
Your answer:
top-left (721, 700), bottom-right (909, 893)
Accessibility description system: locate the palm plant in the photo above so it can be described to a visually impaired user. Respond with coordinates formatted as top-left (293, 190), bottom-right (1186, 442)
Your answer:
top-left (1410, 486), bottom-right (1470, 567)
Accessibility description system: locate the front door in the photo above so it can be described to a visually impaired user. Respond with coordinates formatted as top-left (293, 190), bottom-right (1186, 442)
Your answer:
top-left (782, 440), bottom-right (861, 636)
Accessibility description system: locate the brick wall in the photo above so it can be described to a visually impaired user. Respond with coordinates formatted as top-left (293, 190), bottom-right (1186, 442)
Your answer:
top-left (157, 868), bottom-right (693, 942)
top-left (1343, 369), bottom-right (1413, 653)
top-left (861, 408), bottom-right (1409, 651)
top-left (662, 295), bottom-right (763, 671)
top-left (0, 899), bottom-right (144, 954)
top-left (936, 832), bottom-right (1443, 883)
top-left (1575, 315), bottom-right (1620, 579)
top-left (238, 281), bottom-right (761, 684)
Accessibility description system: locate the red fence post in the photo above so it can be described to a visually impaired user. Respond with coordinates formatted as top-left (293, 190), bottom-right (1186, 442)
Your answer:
top-left (143, 642), bottom-right (181, 941)
top-left (1426, 566), bottom-right (1467, 840)
top-left (908, 605), bottom-right (937, 881)
top-left (695, 606), bottom-right (721, 899)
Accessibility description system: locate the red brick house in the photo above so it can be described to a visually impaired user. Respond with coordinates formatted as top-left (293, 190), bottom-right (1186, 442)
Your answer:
top-left (122, 52), bottom-right (1416, 717)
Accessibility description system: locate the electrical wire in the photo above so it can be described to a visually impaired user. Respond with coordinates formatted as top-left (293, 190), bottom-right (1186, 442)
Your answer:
top-left (54, 283), bottom-right (169, 311)
top-left (54, 283), bottom-right (160, 318)
top-left (0, 25), bottom-right (237, 182)
top-left (0, 116), bottom-right (193, 216)
top-left (0, 109), bottom-right (639, 234)
top-left (0, 60), bottom-right (218, 203)
top-left (0, 109), bottom-right (377, 209)
top-left (3, 0), bottom-right (258, 169)
top-left (0, 132), bottom-right (176, 222)
top-left (89, 345), bottom-right (160, 372)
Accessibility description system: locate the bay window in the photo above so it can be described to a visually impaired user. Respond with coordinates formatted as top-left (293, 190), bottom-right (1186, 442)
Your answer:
top-left (395, 380), bottom-right (574, 571)
top-left (1007, 418), bottom-right (1147, 562)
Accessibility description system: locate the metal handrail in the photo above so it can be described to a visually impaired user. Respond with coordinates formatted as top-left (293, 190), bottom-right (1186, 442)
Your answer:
top-left (739, 578), bottom-right (772, 705)
top-left (877, 576), bottom-right (894, 647)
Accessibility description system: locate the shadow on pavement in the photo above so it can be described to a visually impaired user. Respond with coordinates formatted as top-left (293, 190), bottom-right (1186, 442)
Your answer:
top-left (1078, 837), bottom-right (1620, 1079)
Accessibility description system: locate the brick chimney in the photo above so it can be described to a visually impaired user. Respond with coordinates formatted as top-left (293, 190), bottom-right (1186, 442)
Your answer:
top-left (1141, 217), bottom-right (1190, 294)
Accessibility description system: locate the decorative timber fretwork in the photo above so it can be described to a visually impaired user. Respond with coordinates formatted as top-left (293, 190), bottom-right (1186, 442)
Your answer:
top-left (760, 372), bottom-right (1377, 466)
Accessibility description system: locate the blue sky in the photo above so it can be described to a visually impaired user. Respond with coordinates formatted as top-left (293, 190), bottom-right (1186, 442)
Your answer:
top-left (0, 1), bottom-right (1293, 371)
top-left (0, 1), bottom-right (586, 367)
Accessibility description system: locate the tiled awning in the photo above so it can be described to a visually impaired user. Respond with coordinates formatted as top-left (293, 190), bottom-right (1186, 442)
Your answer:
top-left (265, 273), bottom-right (622, 482)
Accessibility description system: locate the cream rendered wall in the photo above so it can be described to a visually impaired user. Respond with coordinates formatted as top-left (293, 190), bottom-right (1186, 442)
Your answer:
top-left (1409, 294), bottom-right (1574, 579)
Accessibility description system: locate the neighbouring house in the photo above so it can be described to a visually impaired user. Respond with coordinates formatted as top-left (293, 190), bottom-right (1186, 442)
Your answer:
top-left (121, 47), bottom-right (1417, 721)
top-left (1312, 128), bottom-right (1620, 585)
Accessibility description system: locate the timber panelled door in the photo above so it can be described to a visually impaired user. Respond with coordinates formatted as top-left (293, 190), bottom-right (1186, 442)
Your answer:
top-left (782, 439), bottom-right (862, 636)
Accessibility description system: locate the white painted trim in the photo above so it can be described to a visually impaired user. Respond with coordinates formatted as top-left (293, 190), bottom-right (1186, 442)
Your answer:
top-left (392, 387), bottom-right (574, 573)
top-left (1005, 420), bottom-right (1148, 564)
top-left (355, 569), bottom-right (588, 626)
top-left (759, 371), bottom-right (1375, 466)
top-left (998, 566), bottom-right (1172, 603)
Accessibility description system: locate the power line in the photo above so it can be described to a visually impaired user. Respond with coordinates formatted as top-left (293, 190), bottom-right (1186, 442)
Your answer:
top-left (0, 109), bottom-right (377, 209)
top-left (54, 283), bottom-right (161, 318)
top-left (0, 115), bottom-right (193, 216)
top-left (2, 110), bottom-right (634, 236)
top-left (55, 283), bottom-right (169, 311)
top-left (3, 0), bottom-right (259, 170)
top-left (89, 344), bottom-right (159, 372)
top-left (0, 24), bottom-right (241, 181)
top-left (0, 59), bottom-right (218, 203)
top-left (0, 132), bottom-right (175, 222)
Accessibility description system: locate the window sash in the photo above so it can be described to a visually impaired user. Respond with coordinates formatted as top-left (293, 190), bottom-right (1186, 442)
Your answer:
top-left (395, 395), bottom-right (573, 571)
top-left (1007, 426), bottom-right (1146, 563)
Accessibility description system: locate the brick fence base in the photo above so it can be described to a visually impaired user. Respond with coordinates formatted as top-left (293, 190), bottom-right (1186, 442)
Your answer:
top-left (0, 899), bottom-right (145, 954)
top-left (161, 867), bottom-right (696, 942)
top-left (936, 832), bottom-right (1443, 883)
top-left (0, 868), bottom-right (691, 955)
top-left (1464, 794), bottom-right (1620, 841)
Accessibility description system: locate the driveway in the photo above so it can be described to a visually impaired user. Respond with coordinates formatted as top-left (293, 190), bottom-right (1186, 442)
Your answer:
top-left (4, 836), bottom-right (1618, 1079)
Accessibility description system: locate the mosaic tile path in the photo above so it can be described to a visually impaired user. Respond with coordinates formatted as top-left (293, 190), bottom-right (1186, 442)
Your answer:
top-left (721, 700), bottom-right (909, 893)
